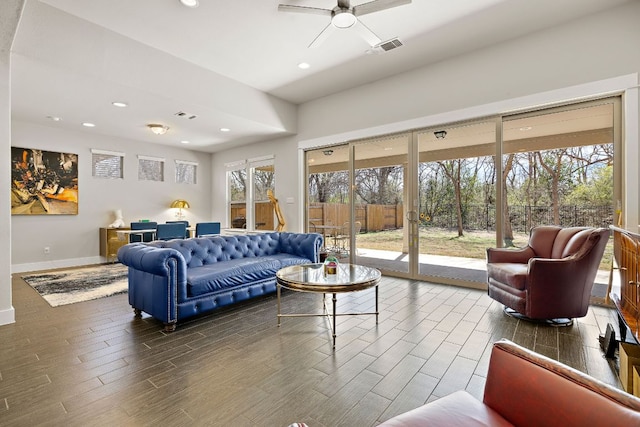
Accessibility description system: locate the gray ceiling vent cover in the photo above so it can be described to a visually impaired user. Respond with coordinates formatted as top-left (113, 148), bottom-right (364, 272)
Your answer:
top-left (368, 38), bottom-right (403, 54)
top-left (379, 38), bottom-right (403, 51)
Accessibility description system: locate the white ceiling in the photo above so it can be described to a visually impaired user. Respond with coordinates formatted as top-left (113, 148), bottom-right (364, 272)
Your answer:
top-left (9, 0), bottom-right (633, 152)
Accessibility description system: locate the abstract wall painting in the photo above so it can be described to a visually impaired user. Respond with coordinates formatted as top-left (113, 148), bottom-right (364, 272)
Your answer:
top-left (11, 147), bottom-right (79, 215)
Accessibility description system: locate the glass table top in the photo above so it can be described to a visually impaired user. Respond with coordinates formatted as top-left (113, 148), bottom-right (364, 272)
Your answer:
top-left (276, 263), bottom-right (381, 293)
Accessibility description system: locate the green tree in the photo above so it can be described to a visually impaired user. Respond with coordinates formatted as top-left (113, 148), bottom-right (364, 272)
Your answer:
top-left (565, 164), bottom-right (613, 206)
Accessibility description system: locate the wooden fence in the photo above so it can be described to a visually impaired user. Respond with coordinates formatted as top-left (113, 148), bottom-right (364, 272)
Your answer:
top-left (230, 202), bottom-right (274, 230)
top-left (309, 203), bottom-right (403, 232)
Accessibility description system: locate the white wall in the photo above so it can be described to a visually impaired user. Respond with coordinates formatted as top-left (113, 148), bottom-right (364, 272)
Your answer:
top-left (210, 135), bottom-right (301, 232)
top-left (10, 121), bottom-right (212, 273)
top-left (5, 2), bottom-right (640, 326)
top-left (1, 0), bottom-right (25, 326)
top-left (296, 2), bottom-right (640, 223)
top-left (298, 2), bottom-right (640, 143)
top-left (210, 2), bottom-right (640, 239)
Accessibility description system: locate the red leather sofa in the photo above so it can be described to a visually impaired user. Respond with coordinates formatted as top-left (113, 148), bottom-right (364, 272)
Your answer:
top-left (378, 339), bottom-right (640, 426)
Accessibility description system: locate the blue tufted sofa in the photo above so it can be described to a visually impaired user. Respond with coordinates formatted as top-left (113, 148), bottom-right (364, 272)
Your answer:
top-left (117, 232), bottom-right (323, 331)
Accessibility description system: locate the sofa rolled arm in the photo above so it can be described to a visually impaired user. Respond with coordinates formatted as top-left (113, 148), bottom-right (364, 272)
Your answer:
top-left (118, 243), bottom-right (189, 326)
top-left (278, 232), bottom-right (323, 262)
top-left (485, 339), bottom-right (640, 425)
top-left (118, 243), bottom-right (186, 277)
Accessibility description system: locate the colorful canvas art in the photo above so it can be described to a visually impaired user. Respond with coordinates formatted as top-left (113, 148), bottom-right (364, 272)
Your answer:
top-left (11, 147), bottom-right (79, 215)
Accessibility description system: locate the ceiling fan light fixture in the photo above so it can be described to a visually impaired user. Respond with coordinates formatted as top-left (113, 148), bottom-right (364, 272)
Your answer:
top-left (331, 10), bottom-right (357, 28)
top-left (147, 124), bottom-right (169, 135)
top-left (179, 0), bottom-right (199, 8)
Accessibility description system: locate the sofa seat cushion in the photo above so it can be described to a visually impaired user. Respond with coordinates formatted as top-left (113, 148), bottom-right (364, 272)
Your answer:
top-left (268, 253), bottom-right (313, 268)
top-left (486, 262), bottom-right (528, 291)
top-left (378, 391), bottom-right (513, 427)
top-left (187, 255), bottom-right (311, 297)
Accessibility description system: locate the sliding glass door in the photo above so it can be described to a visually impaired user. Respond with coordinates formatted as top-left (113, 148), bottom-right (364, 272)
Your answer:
top-left (501, 99), bottom-right (619, 290)
top-left (305, 97), bottom-right (620, 287)
top-left (415, 120), bottom-right (497, 286)
top-left (352, 134), bottom-right (411, 274)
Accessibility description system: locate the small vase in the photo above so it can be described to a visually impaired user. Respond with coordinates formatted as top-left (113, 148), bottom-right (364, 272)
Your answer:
top-left (324, 254), bottom-right (339, 275)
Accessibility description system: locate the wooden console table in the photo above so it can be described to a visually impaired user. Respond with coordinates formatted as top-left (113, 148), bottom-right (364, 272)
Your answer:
top-left (609, 225), bottom-right (640, 344)
top-left (99, 227), bottom-right (130, 263)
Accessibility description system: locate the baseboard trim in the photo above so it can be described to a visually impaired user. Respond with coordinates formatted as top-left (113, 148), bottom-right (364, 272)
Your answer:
top-left (11, 256), bottom-right (104, 274)
top-left (0, 306), bottom-right (16, 326)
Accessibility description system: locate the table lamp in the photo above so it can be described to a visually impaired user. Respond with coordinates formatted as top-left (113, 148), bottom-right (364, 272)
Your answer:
top-left (170, 199), bottom-right (190, 220)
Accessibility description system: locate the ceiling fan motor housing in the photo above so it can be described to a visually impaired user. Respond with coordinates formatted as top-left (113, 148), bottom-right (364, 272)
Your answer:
top-left (331, 8), bottom-right (357, 28)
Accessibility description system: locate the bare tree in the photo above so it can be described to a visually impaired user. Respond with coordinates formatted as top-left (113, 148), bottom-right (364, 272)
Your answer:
top-left (536, 149), bottom-right (567, 225)
top-left (438, 160), bottom-right (464, 237)
top-left (502, 154), bottom-right (515, 246)
top-left (354, 166), bottom-right (402, 204)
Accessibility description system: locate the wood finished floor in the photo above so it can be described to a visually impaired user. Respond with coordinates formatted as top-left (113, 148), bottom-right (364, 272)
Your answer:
top-left (1, 273), bottom-right (623, 426)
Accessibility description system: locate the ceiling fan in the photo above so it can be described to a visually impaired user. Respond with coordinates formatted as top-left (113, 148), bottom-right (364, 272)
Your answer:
top-left (278, 0), bottom-right (411, 48)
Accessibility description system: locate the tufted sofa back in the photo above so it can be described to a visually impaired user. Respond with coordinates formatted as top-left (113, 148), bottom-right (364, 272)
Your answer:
top-left (146, 232), bottom-right (322, 268)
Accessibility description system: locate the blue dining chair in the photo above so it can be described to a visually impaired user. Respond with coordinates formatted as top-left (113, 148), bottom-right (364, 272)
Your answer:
top-left (130, 221), bottom-right (157, 243)
top-left (195, 222), bottom-right (221, 237)
top-left (166, 220), bottom-right (190, 238)
top-left (156, 223), bottom-right (187, 241)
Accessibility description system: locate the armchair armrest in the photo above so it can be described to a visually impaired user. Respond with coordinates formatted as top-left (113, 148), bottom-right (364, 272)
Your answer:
top-left (486, 246), bottom-right (535, 264)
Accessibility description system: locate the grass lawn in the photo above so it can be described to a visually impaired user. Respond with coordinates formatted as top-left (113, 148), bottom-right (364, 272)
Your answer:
top-left (356, 227), bottom-right (613, 271)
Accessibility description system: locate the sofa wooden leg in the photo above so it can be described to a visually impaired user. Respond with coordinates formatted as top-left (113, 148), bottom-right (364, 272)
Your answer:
top-left (133, 308), bottom-right (142, 318)
top-left (164, 322), bottom-right (177, 333)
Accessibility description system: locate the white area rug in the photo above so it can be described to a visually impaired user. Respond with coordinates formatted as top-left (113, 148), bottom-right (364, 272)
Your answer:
top-left (22, 263), bottom-right (128, 307)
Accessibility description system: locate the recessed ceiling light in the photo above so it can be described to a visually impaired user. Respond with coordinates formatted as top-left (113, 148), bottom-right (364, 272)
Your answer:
top-left (180, 140), bottom-right (190, 144)
top-left (179, 0), bottom-right (199, 7)
top-left (220, 128), bottom-right (230, 132)
top-left (82, 122), bottom-right (96, 127)
top-left (298, 62), bottom-right (310, 70)
top-left (112, 101), bottom-right (128, 108)
top-left (46, 115), bottom-right (61, 121)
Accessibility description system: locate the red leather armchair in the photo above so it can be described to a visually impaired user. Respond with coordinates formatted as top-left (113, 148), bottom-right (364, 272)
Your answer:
top-left (377, 339), bottom-right (640, 426)
top-left (486, 226), bottom-right (609, 325)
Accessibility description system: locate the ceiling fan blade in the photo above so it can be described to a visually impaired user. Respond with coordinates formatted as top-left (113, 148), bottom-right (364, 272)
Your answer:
top-left (278, 4), bottom-right (332, 16)
top-left (351, 20), bottom-right (382, 46)
top-left (308, 23), bottom-right (336, 48)
top-left (353, 0), bottom-right (411, 17)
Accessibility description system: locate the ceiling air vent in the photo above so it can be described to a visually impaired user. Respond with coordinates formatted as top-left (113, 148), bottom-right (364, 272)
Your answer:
top-left (367, 38), bottom-right (403, 54)
top-left (175, 111), bottom-right (197, 120)
top-left (379, 38), bottom-right (403, 51)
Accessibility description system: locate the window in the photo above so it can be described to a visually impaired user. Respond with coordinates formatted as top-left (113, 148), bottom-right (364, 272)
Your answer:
top-left (226, 156), bottom-right (275, 230)
top-left (176, 160), bottom-right (197, 184)
top-left (92, 149), bottom-right (124, 179)
top-left (138, 155), bottom-right (164, 181)
top-left (251, 159), bottom-right (275, 230)
top-left (227, 160), bottom-right (247, 228)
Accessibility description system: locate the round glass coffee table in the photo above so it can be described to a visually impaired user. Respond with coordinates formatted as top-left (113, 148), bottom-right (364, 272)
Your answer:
top-left (276, 263), bottom-right (381, 348)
